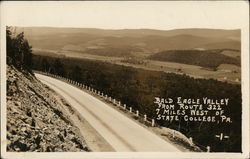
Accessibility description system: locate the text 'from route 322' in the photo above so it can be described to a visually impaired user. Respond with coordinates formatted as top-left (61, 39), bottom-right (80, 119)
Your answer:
top-left (154, 97), bottom-right (232, 124)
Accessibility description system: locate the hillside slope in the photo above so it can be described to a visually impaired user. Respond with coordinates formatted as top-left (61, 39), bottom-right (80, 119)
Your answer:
top-left (149, 50), bottom-right (240, 69)
top-left (6, 65), bottom-right (89, 152)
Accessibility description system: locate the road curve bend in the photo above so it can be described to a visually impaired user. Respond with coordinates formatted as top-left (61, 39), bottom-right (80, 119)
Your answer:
top-left (36, 73), bottom-right (180, 152)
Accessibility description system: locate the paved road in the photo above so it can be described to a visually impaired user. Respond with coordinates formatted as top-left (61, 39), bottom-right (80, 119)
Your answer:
top-left (36, 73), bottom-right (180, 152)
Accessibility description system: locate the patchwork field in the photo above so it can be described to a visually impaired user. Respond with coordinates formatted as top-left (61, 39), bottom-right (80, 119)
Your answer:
top-left (33, 49), bottom-right (241, 84)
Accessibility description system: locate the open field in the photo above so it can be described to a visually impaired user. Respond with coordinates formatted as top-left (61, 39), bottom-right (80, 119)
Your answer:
top-left (220, 50), bottom-right (240, 58)
top-left (33, 49), bottom-right (240, 84)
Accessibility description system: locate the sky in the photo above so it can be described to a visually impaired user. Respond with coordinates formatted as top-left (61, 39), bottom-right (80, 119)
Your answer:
top-left (0, 1), bottom-right (249, 30)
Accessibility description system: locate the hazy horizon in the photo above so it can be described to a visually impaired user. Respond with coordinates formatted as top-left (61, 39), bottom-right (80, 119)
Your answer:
top-left (11, 26), bottom-right (241, 31)
top-left (2, 1), bottom-right (248, 30)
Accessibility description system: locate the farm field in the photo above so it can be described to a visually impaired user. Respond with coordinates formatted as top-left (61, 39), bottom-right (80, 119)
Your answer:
top-left (33, 49), bottom-right (240, 84)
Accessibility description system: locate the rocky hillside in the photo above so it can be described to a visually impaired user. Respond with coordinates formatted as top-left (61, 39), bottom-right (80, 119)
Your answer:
top-left (6, 65), bottom-right (90, 152)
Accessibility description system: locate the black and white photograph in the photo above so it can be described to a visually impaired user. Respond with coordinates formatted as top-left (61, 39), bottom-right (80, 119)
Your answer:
top-left (0, 1), bottom-right (249, 159)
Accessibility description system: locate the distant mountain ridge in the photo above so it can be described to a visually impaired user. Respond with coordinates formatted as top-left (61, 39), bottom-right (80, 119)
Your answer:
top-left (17, 27), bottom-right (240, 38)
top-left (14, 27), bottom-right (240, 57)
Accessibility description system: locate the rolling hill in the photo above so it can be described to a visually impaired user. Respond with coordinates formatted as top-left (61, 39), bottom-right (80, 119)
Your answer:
top-left (14, 27), bottom-right (240, 58)
top-left (149, 49), bottom-right (240, 69)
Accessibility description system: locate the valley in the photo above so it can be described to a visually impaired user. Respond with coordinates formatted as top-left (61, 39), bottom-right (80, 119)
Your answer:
top-left (33, 48), bottom-right (241, 84)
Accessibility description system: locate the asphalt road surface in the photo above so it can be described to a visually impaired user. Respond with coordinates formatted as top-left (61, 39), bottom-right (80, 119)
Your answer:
top-left (36, 73), bottom-right (180, 152)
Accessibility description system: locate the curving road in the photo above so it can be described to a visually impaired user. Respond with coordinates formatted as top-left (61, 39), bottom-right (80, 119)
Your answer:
top-left (36, 73), bottom-right (180, 152)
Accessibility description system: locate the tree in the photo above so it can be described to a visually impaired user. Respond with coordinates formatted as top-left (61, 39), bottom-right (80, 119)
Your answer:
top-left (53, 59), bottom-right (65, 76)
top-left (71, 65), bottom-right (82, 82)
top-left (22, 39), bottom-right (33, 68)
top-left (41, 58), bottom-right (50, 72)
top-left (6, 27), bottom-right (33, 70)
top-left (6, 27), bottom-right (14, 58)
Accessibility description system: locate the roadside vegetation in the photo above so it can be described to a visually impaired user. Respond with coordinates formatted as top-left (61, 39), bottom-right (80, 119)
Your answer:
top-left (6, 27), bottom-right (33, 71)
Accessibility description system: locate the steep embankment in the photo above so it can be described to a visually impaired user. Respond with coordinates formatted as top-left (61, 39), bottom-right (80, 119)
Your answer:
top-left (6, 65), bottom-right (89, 152)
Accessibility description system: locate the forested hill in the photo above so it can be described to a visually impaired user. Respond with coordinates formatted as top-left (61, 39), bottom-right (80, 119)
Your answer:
top-left (149, 49), bottom-right (240, 69)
